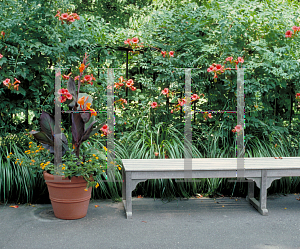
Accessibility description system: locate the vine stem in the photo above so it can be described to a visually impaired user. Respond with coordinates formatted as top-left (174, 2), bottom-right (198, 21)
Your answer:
top-left (39, 90), bottom-right (54, 113)
top-left (13, 46), bottom-right (21, 75)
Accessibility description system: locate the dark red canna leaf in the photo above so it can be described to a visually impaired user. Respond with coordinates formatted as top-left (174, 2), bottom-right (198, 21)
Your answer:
top-left (71, 112), bottom-right (84, 145)
top-left (67, 77), bottom-right (77, 107)
top-left (80, 120), bottom-right (97, 143)
top-left (80, 111), bottom-right (91, 123)
top-left (40, 111), bottom-right (54, 139)
top-left (30, 131), bottom-right (54, 146)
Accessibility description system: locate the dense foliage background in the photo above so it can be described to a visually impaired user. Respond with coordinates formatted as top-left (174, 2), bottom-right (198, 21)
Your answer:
top-left (1, 0), bottom-right (300, 203)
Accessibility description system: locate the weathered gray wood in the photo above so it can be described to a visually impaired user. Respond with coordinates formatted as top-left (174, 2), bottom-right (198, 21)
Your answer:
top-left (122, 167), bottom-right (126, 202)
top-left (131, 180), bottom-right (147, 192)
top-left (247, 177), bottom-right (281, 189)
top-left (248, 173), bottom-right (269, 216)
top-left (259, 170), bottom-right (268, 215)
top-left (131, 170), bottom-right (237, 179)
top-left (247, 177), bottom-right (260, 189)
top-left (122, 157), bottom-right (300, 218)
top-left (249, 197), bottom-right (268, 215)
top-left (122, 158), bottom-right (300, 171)
top-left (249, 197), bottom-right (259, 210)
top-left (247, 180), bottom-right (254, 201)
top-left (125, 171), bottom-right (132, 219)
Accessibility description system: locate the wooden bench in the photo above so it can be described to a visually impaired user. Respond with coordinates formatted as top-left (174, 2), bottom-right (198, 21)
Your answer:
top-left (121, 157), bottom-right (300, 219)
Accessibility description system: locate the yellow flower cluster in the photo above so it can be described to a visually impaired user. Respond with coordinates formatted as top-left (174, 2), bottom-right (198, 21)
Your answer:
top-left (91, 154), bottom-right (100, 160)
top-left (16, 160), bottom-right (23, 166)
top-left (25, 143), bottom-right (44, 155)
top-left (40, 161), bottom-right (50, 170)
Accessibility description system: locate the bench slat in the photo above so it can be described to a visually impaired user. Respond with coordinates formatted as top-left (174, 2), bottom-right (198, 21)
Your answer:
top-left (122, 158), bottom-right (300, 171)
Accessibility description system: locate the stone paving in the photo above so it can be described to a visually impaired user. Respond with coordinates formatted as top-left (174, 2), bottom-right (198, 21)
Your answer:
top-left (0, 194), bottom-right (300, 248)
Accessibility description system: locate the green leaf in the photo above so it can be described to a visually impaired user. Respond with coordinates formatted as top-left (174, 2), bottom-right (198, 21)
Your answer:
top-left (85, 115), bottom-right (96, 131)
top-left (85, 147), bottom-right (106, 160)
top-left (170, 98), bottom-right (178, 103)
top-left (89, 122), bottom-right (106, 137)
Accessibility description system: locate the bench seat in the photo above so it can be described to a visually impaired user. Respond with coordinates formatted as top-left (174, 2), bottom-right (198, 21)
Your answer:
top-left (121, 157), bottom-right (300, 218)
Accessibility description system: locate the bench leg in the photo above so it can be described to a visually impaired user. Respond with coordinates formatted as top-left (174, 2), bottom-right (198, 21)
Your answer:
top-left (259, 169), bottom-right (268, 215)
top-left (246, 180), bottom-right (254, 201)
top-left (122, 167), bottom-right (126, 202)
top-left (122, 171), bottom-right (133, 219)
top-left (248, 170), bottom-right (268, 215)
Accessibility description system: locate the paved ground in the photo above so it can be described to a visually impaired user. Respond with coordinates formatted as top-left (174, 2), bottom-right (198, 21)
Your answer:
top-left (0, 194), bottom-right (300, 249)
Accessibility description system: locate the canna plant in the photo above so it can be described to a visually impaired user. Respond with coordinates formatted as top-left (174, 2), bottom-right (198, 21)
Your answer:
top-left (7, 53), bottom-right (111, 219)
top-left (14, 53), bottom-right (110, 188)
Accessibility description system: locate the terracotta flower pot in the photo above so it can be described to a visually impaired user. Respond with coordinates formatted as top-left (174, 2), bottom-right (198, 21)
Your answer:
top-left (43, 171), bottom-right (92, 220)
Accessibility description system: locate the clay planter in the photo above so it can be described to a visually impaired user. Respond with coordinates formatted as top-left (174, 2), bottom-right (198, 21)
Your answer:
top-left (43, 171), bottom-right (92, 220)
